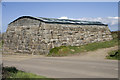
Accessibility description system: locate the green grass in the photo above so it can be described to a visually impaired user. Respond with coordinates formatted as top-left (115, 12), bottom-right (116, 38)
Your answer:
top-left (2, 67), bottom-right (55, 80)
top-left (48, 39), bottom-right (118, 57)
top-left (106, 31), bottom-right (120, 60)
top-left (48, 31), bottom-right (119, 57)
top-left (9, 71), bottom-right (45, 78)
top-left (106, 50), bottom-right (120, 60)
top-left (3, 67), bottom-right (45, 78)
top-left (111, 31), bottom-right (118, 39)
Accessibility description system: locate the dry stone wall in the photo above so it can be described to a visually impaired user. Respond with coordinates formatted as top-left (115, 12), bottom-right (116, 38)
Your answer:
top-left (3, 17), bottom-right (113, 54)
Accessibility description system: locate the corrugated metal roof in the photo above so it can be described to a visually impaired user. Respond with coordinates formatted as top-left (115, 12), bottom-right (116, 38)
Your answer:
top-left (9, 16), bottom-right (108, 26)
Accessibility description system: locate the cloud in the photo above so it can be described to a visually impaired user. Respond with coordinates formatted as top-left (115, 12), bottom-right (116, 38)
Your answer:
top-left (108, 17), bottom-right (118, 19)
top-left (77, 17), bottom-right (118, 26)
top-left (58, 16), bottom-right (68, 19)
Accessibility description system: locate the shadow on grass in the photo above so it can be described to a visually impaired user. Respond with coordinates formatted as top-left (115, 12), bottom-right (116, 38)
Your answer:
top-left (106, 50), bottom-right (120, 60)
top-left (2, 66), bottom-right (19, 79)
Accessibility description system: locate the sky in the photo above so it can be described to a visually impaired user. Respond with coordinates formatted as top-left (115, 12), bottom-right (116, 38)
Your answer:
top-left (2, 2), bottom-right (118, 32)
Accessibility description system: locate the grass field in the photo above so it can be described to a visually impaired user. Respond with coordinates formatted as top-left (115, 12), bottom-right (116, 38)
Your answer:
top-left (48, 31), bottom-right (119, 57)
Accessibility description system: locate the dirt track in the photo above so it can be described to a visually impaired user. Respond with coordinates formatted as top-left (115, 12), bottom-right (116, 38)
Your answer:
top-left (69, 46), bottom-right (118, 60)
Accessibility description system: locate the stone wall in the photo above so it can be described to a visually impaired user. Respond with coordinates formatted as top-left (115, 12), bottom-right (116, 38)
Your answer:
top-left (3, 18), bottom-right (113, 54)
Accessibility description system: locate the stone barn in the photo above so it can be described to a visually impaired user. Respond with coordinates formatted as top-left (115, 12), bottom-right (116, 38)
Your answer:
top-left (3, 16), bottom-right (113, 54)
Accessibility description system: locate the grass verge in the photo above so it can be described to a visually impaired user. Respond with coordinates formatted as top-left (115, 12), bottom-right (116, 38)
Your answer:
top-left (106, 50), bottom-right (120, 60)
top-left (48, 39), bottom-right (118, 57)
top-left (2, 66), bottom-right (55, 80)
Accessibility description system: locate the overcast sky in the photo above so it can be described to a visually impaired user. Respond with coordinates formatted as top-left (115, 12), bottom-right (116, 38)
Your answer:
top-left (2, 2), bottom-right (118, 32)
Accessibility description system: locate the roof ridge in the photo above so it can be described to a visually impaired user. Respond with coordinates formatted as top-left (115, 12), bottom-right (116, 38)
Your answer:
top-left (37, 16), bottom-right (101, 23)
